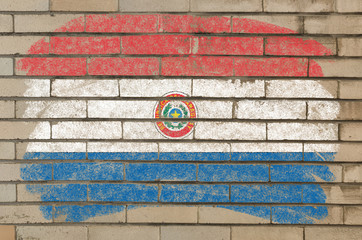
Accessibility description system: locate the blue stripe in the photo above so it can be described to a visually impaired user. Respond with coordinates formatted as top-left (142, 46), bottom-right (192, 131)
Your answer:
top-left (218, 205), bottom-right (271, 220)
top-left (304, 152), bottom-right (336, 162)
top-left (88, 152), bottom-right (158, 160)
top-left (302, 184), bottom-right (327, 204)
top-left (23, 152), bottom-right (86, 160)
top-left (88, 184), bottom-right (158, 202)
top-left (231, 184), bottom-right (303, 203)
top-left (271, 165), bottom-right (336, 182)
top-left (26, 184), bottom-right (87, 202)
top-left (54, 205), bottom-right (125, 222)
top-left (231, 152), bottom-right (303, 161)
top-left (126, 163), bottom-right (196, 181)
top-left (198, 164), bottom-right (268, 182)
top-left (160, 184), bottom-right (229, 203)
top-left (54, 163), bottom-right (124, 181)
top-left (272, 206), bottom-right (328, 224)
top-left (159, 152), bottom-right (230, 161)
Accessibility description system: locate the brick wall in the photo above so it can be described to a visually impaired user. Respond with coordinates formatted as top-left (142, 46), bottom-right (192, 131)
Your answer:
top-left (0, 0), bottom-right (362, 239)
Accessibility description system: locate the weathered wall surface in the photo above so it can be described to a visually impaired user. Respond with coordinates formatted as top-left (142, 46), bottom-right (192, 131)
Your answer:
top-left (0, 0), bottom-right (362, 239)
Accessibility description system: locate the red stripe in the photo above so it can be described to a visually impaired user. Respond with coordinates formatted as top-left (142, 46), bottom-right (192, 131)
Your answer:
top-left (51, 37), bottom-right (121, 54)
top-left (27, 38), bottom-right (49, 54)
top-left (234, 57), bottom-right (308, 76)
top-left (193, 36), bottom-right (263, 55)
top-left (162, 56), bottom-right (233, 76)
top-left (309, 60), bottom-right (324, 77)
top-left (88, 58), bottom-right (160, 75)
top-left (159, 15), bottom-right (231, 33)
top-left (122, 35), bottom-right (191, 55)
top-left (265, 37), bottom-right (333, 56)
top-left (16, 58), bottom-right (86, 76)
top-left (233, 17), bottom-right (297, 34)
top-left (86, 14), bottom-right (158, 33)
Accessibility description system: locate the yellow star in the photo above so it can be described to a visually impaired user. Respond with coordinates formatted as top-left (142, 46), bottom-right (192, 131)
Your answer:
top-left (171, 110), bottom-right (181, 118)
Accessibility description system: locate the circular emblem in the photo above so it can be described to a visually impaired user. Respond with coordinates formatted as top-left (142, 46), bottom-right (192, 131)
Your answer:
top-left (154, 92), bottom-right (197, 139)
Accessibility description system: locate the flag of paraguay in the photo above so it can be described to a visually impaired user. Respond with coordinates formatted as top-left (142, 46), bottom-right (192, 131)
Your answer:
top-left (15, 14), bottom-right (342, 224)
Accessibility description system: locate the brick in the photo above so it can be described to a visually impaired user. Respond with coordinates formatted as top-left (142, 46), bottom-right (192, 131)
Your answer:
top-left (51, 0), bottom-right (118, 11)
top-left (87, 142), bottom-right (158, 160)
top-left (0, 58), bottom-right (13, 76)
top-left (0, 79), bottom-right (50, 97)
top-left (195, 122), bottom-right (266, 140)
top-left (304, 143), bottom-right (362, 162)
top-left (266, 80), bottom-right (338, 98)
top-left (0, 101), bottom-right (14, 118)
top-left (89, 226), bottom-right (159, 240)
top-left (231, 184), bottom-right (302, 203)
top-left (341, 123), bottom-right (362, 141)
top-left (159, 15), bottom-right (231, 33)
top-left (192, 36), bottom-right (263, 55)
top-left (305, 227), bottom-right (362, 240)
top-left (161, 184), bottom-right (229, 202)
top-left (86, 14), bottom-right (158, 33)
top-left (265, 37), bottom-right (335, 56)
top-left (162, 57), bottom-right (233, 76)
top-left (0, 142), bottom-right (14, 159)
top-left (17, 142), bottom-right (86, 160)
top-left (120, 0), bottom-right (189, 12)
top-left (232, 226), bottom-right (303, 240)
top-left (51, 37), bottom-right (120, 54)
top-left (305, 16), bottom-right (362, 34)
top-left (120, 79), bottom-right (191, 97)
top-left (15, 15), bottom-right (84, 32)
top-left (232, 16), bottom-right (302, 34)
top-left (88, 100), bottom-right (156, 118)
top-left (0, 15), bottom-right (12, 32)
top-left (126, 163), bottom-right (196, 181)
top-left (52, 121), bottom-right (122, 139)
top-left (268, 123), bottom-right (338, 140)
top-left (199, 206), bottom-right (270, 224)
top-left (122, 35), bottom-right (190, 55)
top-left (336, 0), bottom-right (362, 12)
top-left (264, 0), bottom-right (334, 12)
top-left (0, 164), bottom-right (21, 181)
top-left (310, 59), bottom-right (362, 77)
top-left (344, 207), bottom-right (362, 224)
top-left (16, 101), bottom-right (86, 118)
top-left (123, 122), bottom-right (193, 139)
top-left (235, 57), bottom-right (308, 77)
top-left (192, 101), bottom-right (232, 119)
top-left (0, 206), bottom-right (51, 223)
top-left (161, 226), bottom-right (230, 240)
top-left (191, 0), bottom-right (262, 12)
top-left (0, 0), bottom-right (48, 11)
top-left (340, 81), bottom-right (362, 99)
top-left (304, 185), bottom-right (362, 204)
top-left (0, 36), bottom-right (49, 54)
top-left (338, 38), bottom-right (362, 56)
top-left (237, 100), bottom-right (306, 119)
top-left (159, 142), bottom-right (230, 161)
top-left (231, 143), bottom-right (302, 161)
top-left (88, 57), bottom-right (159, 76)
top-left (127, 205), bottom-right (197, 223)
top-left (17, 226), bottom-right (87, 240)
top-left (88, 184), bottom-right (158, 202)
top-left (52, 79), bottom-right (118, 97)
top-left (271, 164), bottom-right (342, 182)
top-left (0, 225), bottom-right (14, 240)
top-left (16, 58), bottom-right (87, 76)
top-left (0, 122), bottom-right (50, 139)
top-left (54, 163), bottom-right (123, 180)
top-left (193, 79), bottom-right (264, 98)
top-left (344, 165), bottom-right (362, 182)
top-left (54, 205), bottom-right (125, 223)
top-left (308, 101), bottom-right (362, 120)
top-left (18, 184), bottom-right (87, 202)
top-left (0, 184), bottom-right (16, 202)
